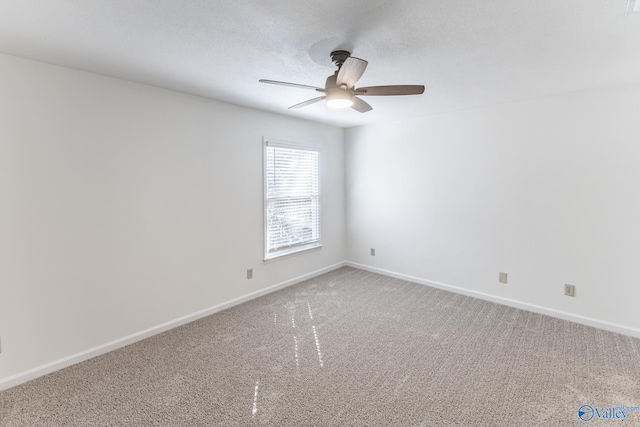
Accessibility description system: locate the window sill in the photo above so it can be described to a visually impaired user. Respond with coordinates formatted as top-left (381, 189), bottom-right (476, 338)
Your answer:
top-left (263, 243), bottom-right (322, 263)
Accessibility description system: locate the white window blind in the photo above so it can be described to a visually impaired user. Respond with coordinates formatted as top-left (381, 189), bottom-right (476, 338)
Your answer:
top-left (264, 140), bottom-right (320, 260)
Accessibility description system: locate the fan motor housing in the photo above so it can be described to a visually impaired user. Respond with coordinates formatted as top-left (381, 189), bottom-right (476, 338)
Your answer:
top-left (325, 73), bottom-right (338, 89)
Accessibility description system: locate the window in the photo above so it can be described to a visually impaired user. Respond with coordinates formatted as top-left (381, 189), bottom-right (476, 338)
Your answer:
top-left (264, 139), bottom-right (320, 260)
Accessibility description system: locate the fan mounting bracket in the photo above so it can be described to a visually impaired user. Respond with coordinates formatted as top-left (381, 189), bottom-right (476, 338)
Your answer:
top-left (330, 50), bottom-right (351, 68)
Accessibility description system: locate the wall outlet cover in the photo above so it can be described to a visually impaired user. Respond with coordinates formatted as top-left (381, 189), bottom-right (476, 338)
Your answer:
top-left (565, 284), bottom-right (576, 297)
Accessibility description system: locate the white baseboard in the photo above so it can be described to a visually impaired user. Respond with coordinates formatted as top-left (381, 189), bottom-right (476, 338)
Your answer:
top-left (346, 261), bottom-right (640, 339)
top-left (0, 261), bottom-right (346, 392)
top-left (5, 260), bottom-right (636, 392)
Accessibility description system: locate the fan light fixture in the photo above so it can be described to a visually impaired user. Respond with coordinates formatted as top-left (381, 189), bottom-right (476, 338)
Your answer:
top-left (326, 89), bottom-right (353, 109)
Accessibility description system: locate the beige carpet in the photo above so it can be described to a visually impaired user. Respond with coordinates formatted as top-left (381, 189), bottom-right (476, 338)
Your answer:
top-left (1, 266), bottom-right (640, 426)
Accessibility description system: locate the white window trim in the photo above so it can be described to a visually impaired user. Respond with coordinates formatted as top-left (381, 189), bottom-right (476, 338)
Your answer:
top-left (263, 137), bottom-right (321, 261)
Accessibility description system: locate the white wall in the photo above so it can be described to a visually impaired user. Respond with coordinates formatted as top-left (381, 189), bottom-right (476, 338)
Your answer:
top-left (346, 83), bottom-right (640, 335)
top-left (0, 53), bottom-right (345, 386)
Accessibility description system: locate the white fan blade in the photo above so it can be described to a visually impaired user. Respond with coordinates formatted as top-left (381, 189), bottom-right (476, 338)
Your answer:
top-left (336, 57), bottom-right (368, 88)
top-left (260, 79), bottom-right (323, 91)
top-left (352, 97), bottom-right (373, 113)
top-left (289, 96), bottom-right (326, 109)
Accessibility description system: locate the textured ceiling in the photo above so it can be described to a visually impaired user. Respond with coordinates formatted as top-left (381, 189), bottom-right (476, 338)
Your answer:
top-left (0, 0), bottom-right (639, 128)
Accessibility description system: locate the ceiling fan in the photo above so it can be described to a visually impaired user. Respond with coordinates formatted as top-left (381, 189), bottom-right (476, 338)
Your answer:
top-left (259, 50), bottom-right (425, 113)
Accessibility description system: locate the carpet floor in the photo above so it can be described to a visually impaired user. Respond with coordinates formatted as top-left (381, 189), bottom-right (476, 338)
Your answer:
top-left (1, 266), bottom-right (640, 426)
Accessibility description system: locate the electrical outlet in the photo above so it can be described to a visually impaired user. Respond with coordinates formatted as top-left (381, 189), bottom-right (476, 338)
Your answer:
top-left (247, 268), bottom-right (253, 279)
top-left (0, 336), bottom-right (2, 354)
top-left (498, 272), bottom-right (508, 284)
top-left (370, 248), bottom-right (376, 256)
top-left (565, 284), bottom-right (575, 297)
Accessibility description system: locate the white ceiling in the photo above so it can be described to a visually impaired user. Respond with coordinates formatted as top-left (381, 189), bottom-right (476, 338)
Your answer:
top-left (1, 0), bottom-right (639, 128)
